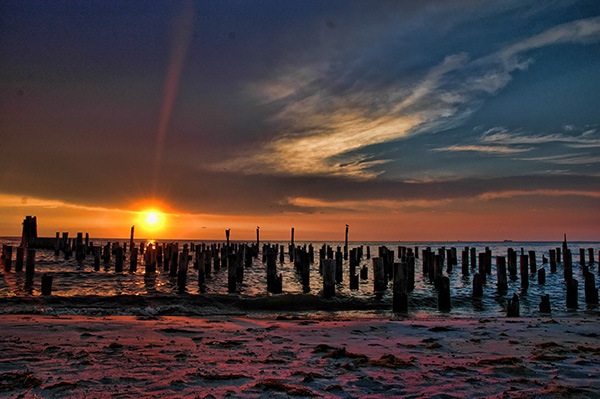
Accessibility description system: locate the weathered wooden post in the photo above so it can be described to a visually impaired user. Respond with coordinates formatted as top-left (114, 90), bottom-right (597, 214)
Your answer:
top-left (507, 293), bottom-right (520, 317)
top-left (528, 251), bottom-right (536, 274)
top-left (349, 248), bottom-right (359, 290)
top-left (549, 249), bottom-right (557, 273)
top-left (393, 262), bottom-right (408, 313)
top-left (520, 254), bottom-right (529, 288)
top-left (344, 224), bottom-right (349, 261)
top-left (564, 250), bottom-right (573, 281)
top-left (15, 246), bottom-right (24, 272)
top-left (588, 248), bottom-right (594, 265)
top-left (322, 258), bottom-right (336, 298)
top-left (93, 247), bottom-right (100, 271)
top-left (197, 251), bottom-right (206, 293)
top-left (579, 248), bottom-right (586, 266)
top-left (76, 233), bottom-right (85, 265)
top-left (3, 245), bottom-right (13, 271)
top-left (25, 248), bottom-right (35, 276)
top-left (566, 278), bottom-right (578, 309)
top-left (41, 273), bottom-right (53, 296)
top-left (496, 256), bottom-right (508, 292)
top-left (507, 248), bottom-right (517, 277)
top-left (478, 253), bottom-right (487, 284)
top-left (129, 226), bottom-right (134, 253)
top-left (103, 243), bottom-right (111, 265)
top-left (538, 268), bottom-right (546, 284)
top-left (129, 247), bottom-right (138, 272)
top-left (539, 294), bottom-right (551, 313)
top-left (335, 249), bottom-right (343, 283)
top-left (169, 245), bottom-right (179, 277)
top-left (227, 254), bottom-right (237, 293)
top-left (177, 251), bottom-right (188, 294)
top-left (373, 257), bottom-right (386, 292)
top-left (366, 245), bottom-right (370, 259)
top-left (473, 273), bottom-right (483, 297)
top-left (267, 249), bottom-right (282, 294)
top-left (461, 249), bottom-right (469, 276)
top-left (584, 272), bottom-right (599, 304)
top-left (115, 246), bottom-right (124, 273)
top-left (225, 229), bottom-right (231, 252)
top-left (470, 247), bottom-right (476, 269)
top-left (290, 227), bottom-right (295, 248)
top-left (438, 276), bottom-right (451, 312)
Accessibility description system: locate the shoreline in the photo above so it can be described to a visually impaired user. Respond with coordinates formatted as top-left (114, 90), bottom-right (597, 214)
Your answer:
top-left (1, 313), bottom-right (598, 398)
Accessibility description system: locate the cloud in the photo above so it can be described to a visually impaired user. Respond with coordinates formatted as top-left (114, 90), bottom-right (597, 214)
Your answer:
top-left (223, 15), bottom-right (600, 179)
top-left (433, 144), bottom-right (532, 154)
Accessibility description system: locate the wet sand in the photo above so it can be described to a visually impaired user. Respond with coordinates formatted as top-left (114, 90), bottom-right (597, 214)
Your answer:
top-left (0, 314), bottom-right (599, 398)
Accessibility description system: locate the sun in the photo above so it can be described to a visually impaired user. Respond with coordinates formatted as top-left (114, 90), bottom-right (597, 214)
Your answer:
top-left (138, 209), bottom-right (166, 233)
top-left (146, 212), bottom-right (159, 226)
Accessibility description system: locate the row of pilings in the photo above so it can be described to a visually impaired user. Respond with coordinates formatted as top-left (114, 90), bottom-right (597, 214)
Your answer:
top-left (2, 238), bottom-right (599, 316)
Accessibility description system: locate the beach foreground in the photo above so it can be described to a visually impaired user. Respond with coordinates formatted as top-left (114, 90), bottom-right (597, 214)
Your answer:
top-left (0, 314), bottom-right (598, 398)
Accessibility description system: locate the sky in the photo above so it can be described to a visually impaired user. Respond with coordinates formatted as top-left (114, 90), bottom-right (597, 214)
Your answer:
top-left (1, 0), bottom-right (599, 241)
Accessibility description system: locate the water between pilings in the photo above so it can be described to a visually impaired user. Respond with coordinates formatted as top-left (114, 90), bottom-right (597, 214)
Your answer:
top-left (1, 237), bottom-right (598, 318)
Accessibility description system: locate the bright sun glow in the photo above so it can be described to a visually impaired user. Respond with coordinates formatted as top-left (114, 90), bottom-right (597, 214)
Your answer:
top-left (146, 212), bottom-right (159, 225)
top-left (138, 209), bottom-right (166, 233)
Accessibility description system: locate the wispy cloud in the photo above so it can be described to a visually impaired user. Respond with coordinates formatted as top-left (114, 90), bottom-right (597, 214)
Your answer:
top-left (478, 189), bottom-right (600, 201)
top-left (433, 144), bottom-right (532, 154)
top-left (220, 15), bottom-right (600, 180)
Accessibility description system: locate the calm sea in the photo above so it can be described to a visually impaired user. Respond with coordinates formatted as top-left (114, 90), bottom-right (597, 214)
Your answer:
top-left (1, 237), bottom-right (598, 319)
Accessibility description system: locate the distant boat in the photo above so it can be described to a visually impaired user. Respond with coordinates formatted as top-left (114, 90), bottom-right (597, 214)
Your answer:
top-left (503, 239), bottom-right (513, 243)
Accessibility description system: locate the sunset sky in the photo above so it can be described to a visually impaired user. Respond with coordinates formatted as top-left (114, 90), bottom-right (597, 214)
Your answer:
top-left (1, 1), bottom-right (599, 241)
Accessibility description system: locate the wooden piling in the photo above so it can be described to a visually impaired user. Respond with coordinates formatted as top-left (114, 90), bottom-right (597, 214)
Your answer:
top-left (344, 224), bottom-right (349, 261)
top-left (579, 248), bottom-right (586, 266)
top-left (3, 245), bottom-right (12, 271)
top-left (41, 273), bottom-right (53, 296)
top-left (322, 258), bottom-right (336, 298)
top-left (461, 250), bottom-right (469, 276)
top-left (115, 246), bottom-right (124, 273)
top-left (130, 247), bottom-right (138, 272)
top-left (473, 273), bottom-right (483, 297)
top-left (177, 251), bottom-right (188, 293)
top-left (438, 276), bottom-right (451, 312)
top-left (539, 294), bottom-right (551, 313)
top-left (25, 248), bottom-right (35, 276)
top-left (538, 268), bottom-right (546, 285)
top-left (227, 254), bottom-right (237, 293)
top-left (528, 251), bottom-right (536, 274)
top-left (16, 246), bottom-right (24, 272)
top-left (496, 256), bottom-right (508, 292)
top-left (373, 257), bottom-right (386, 292)
top-left (520, 254), bottom-right (529, 288)
top-left (566, 278), bottom-right (578, 309)
top-left (507, 248), bottom-right (517, 278)
top-left (584, 272), bottom-right (599, 304)
top-left (129, 226), bottom-right (134, 252)
top-left (478, 253), bottom-right (487, 284)
top-left (564, 250), bottom-right (573, 282)
top-left (393, 262), bottom-right (408, 313)
top-left (93, 247), bottom-right (100, 271)
top-left (507, 293), bottom-right (520, 317)
top-left (549, 249), bottom-right (557, 273)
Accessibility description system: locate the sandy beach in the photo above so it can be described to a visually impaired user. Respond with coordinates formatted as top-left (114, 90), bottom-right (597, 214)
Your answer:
top-left (1, 314), bottom-right (599, 398)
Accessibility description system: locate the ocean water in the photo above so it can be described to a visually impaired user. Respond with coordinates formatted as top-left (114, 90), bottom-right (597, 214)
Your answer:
top-left (1, 237), bottom-right (598, 318)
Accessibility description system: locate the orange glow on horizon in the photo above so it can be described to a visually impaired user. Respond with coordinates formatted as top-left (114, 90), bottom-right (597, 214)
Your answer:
top-left (0, 193), bottom-right (597, 242)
